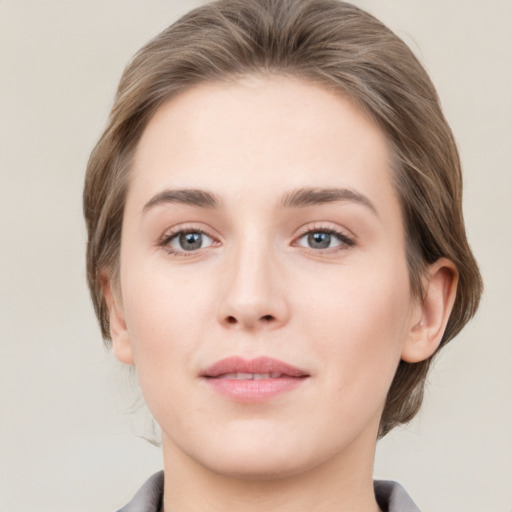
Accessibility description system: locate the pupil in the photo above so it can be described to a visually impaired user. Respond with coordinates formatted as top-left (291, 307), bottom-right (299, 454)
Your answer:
top-left (179, 232), bottom-right (202, 250)
top-left (308, 232), bottom-right (331, 249)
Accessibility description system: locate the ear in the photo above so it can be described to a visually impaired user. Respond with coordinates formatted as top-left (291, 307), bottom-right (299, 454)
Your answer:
top-left (100, 272), bottom-right (135, 365)
top-left (401, 258), bottom-right (458, 363)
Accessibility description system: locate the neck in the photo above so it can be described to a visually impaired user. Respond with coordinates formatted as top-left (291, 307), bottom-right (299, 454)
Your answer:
top-left (161, 428), bottom-right (382, 512)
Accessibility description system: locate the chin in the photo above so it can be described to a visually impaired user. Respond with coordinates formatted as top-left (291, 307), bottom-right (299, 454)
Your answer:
top-left (202, 450), bottom-right (311, 481)
top-left (185, 426), bottom-right (327, 481)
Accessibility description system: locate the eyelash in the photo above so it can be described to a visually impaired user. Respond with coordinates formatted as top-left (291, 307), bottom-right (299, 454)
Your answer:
top-left (158, 224), bottom-right (356, 257)
top-left (158, 226), bottom-right (219, 258)
top-left (293, 224), bottom-right (356, 253)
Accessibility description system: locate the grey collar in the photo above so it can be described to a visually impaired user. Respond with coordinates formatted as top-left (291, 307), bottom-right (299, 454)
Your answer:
top-left (117, 471), bottom-right (421, 512)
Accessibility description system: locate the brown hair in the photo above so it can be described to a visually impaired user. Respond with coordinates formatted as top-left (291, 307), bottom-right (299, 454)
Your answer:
top-left (83, 0), bottom-right (482, 437)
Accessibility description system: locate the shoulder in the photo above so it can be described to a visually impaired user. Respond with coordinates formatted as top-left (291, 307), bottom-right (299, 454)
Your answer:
top-left (116, 471), bottom-right (164, 512)
top-left (374, 480), bottom-right (422, 512)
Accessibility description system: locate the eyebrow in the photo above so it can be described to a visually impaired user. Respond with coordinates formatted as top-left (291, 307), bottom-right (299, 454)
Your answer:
top-left (142, 186), bottom-right (377, 216)
top-left (142, 188), bottom-right (220, 213)
top-left (280, 187), bottom-right (378, 215)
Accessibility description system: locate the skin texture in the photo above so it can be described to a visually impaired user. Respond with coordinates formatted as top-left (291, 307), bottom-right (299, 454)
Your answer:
top-left (104, 75), bottom-right (457, 511)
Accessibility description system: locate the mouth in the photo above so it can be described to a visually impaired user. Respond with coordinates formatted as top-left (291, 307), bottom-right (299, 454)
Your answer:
top-left (215, 372), bottom-right (292, 380)
top-left (201, 356), bottom-right (309, 402)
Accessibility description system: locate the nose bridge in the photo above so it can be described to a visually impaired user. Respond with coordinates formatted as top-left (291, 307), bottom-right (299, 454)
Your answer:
top-left (218, 229), bottom-right (289, 330)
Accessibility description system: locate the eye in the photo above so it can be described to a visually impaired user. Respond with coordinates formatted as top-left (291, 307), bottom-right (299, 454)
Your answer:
top-left (166, 230), bottom-right (215, 252)
top-left (295, 229), bottom-right (354, 251)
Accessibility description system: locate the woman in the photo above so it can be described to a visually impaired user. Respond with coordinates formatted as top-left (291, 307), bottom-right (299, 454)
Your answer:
top-left (83, 1), bottom-right (482, 510)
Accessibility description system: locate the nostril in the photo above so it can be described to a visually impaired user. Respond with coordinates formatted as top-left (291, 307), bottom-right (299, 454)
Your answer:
top-left (223, 314), bottom-right (276, 327)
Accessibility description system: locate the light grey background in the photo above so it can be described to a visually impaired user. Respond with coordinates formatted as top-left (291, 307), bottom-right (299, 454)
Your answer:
top-left (1, 1), bottom-right (511, 511)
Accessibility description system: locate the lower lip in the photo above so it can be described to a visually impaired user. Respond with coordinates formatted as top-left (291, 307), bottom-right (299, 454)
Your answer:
top-left (204, 376), bottom-right (307, 402)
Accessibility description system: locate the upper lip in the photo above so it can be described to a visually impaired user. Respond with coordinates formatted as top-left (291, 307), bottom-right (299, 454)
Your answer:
top-left (201, 356), bottom-right (309, 378)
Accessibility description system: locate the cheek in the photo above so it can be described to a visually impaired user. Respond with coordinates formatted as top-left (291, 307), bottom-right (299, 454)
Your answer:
top-left (120, 263), bottom-right (215, 385)
top-left (119, 268), bottom-right (220, 440)
top-left (296, 256), bottom-right (412, 406)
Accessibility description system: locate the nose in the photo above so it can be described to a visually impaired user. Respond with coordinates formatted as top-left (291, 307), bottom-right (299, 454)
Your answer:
top-left (217, 242), bottom-right (290, 331)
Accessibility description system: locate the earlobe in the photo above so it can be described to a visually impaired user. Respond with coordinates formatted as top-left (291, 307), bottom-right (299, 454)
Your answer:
top-left (401, 258), bottom-right (459, 363)
top-left (100, 272), bottom-right (135, 365)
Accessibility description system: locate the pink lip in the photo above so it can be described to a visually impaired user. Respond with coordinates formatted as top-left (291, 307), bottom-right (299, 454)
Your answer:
top-left (201, 356), bottom-right (309, 402)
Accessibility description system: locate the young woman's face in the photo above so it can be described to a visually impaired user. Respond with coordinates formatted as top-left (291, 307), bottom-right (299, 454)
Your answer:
top-left (113, 76), bottom-right (422, 478)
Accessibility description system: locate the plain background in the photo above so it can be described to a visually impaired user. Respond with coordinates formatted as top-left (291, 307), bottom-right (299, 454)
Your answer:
top-left (1, 0), bottom-right (511, 511)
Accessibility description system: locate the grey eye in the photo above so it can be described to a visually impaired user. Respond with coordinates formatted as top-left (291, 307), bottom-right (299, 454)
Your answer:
top-left (170, 231), bottom-right (214, 251)
top-left (307, 232), bottom-right (332, 249)
top-left (297, 231), bottom-right (344, 250)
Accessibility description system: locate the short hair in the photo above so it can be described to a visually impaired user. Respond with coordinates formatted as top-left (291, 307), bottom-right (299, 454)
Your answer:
top-left (83, 0), bottom-right (482, 437)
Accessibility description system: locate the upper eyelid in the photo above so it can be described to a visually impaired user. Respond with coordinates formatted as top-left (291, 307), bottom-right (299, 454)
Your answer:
top-left (293, 222), bottom-right (356, 240)
top-left (159, 223), bottom-right (219, 242)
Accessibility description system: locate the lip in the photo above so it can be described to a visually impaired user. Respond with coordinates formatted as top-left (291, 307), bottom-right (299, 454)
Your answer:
top-left (201, 356), bottom-right (310, 402)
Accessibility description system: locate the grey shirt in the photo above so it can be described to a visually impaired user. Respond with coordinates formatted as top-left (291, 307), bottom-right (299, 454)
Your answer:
top-left (117, 471), bottom-right (421, 511)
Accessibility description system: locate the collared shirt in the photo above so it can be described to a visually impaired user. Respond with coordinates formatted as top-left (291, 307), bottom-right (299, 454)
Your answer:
top-left (117, 471), bottom-right (421, 511)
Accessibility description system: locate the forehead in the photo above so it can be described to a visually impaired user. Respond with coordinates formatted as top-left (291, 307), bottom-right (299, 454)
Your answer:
top-left (129, 74), bottom-right (398, 214)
